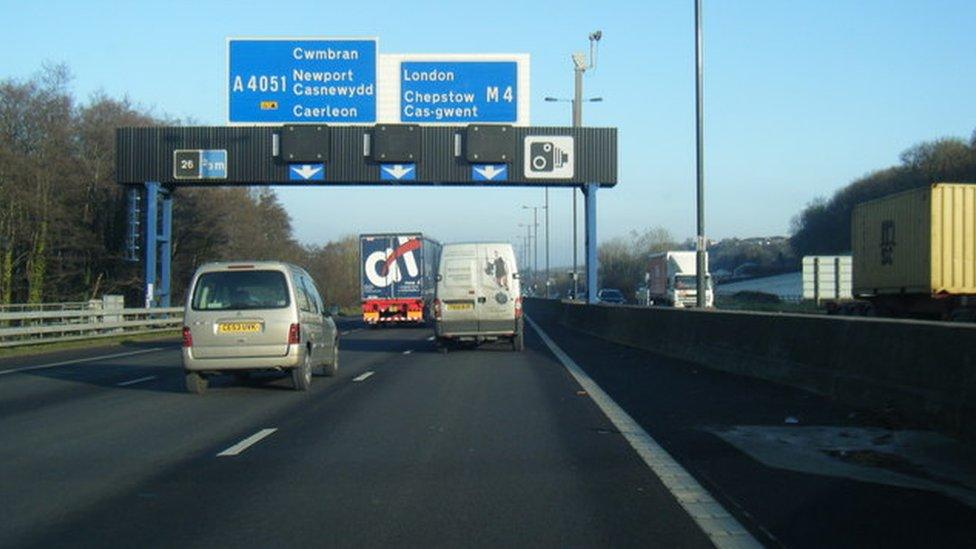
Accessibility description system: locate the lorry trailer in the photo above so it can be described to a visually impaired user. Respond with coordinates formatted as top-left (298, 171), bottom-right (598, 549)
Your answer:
top-left (645, 250), bottom-right (714, 307)
top-left (851, 183), bottom-right (976, 320)
top-left (360, 233), bottom-right (441, 326)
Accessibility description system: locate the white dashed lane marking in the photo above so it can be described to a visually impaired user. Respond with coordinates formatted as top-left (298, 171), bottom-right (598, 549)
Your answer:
top-left (0, 348), bottom-right (165, 377)
top-left (217, 428), bottom-right (278, 457)
top-left (116, 375), bottom-right (158, 387)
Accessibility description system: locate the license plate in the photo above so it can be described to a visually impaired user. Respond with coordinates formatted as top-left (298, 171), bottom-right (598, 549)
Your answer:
top-left (217, 322), bottom-right (261, 334)
top-left (446, 303), bottom-right (473, 311)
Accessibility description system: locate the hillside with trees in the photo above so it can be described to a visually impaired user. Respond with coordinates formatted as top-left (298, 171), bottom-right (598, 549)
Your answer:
top-left (790, 131), bottom-right (976, 257)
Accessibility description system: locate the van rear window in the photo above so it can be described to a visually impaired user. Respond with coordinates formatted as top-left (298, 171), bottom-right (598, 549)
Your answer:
top-left (191, 270), bottom-right (290, 311)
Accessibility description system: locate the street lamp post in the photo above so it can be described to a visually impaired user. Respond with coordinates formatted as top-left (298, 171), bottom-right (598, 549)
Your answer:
top-left (545, 188), bottom-right (550, 297)
top-left (694, 0), bottom-right (707, 307)
top-left (544, 30), bottom-right (601, 300)
top-left (522, 205), bottom-right (544, 280)
top-left (518, 222), bottom-right (533, 278)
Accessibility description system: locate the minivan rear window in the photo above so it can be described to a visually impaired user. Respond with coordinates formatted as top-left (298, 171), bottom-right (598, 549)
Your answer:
top-left (191, 270), bottom-right (290, 311)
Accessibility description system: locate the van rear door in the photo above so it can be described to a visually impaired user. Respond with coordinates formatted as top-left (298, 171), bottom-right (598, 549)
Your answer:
top-left (476, 244), bottom-right (518, 334)
top-left (439, 253), bottom-right (479, 333)
top-left (187, 269), bottom-right (293, 359)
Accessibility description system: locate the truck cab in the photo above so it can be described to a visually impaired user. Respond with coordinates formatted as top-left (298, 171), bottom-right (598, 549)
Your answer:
top-left (670, 273), bottom-right (714, 308)
top-left (646, 251), bottom-right (715, 308)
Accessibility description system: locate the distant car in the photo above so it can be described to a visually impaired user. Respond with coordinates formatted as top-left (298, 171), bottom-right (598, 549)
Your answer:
top-left (181, 261), bottom-right (339, 394)
top-left (597, 288), bottom-right (626, 304)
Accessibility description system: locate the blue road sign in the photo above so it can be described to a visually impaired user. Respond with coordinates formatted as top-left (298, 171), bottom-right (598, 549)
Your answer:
top-left (471, 164), bottom-right (508, 181)
top-left (289, 163), bottom-right (325, 181)
top-left (380, 163), bottom-right (416, 181)
top-left (199, 150), bottom-right (227, 178)
top-left (400, 61), bottom-right (517, 123)
top-left (228, 38), bottom-right (377, 124)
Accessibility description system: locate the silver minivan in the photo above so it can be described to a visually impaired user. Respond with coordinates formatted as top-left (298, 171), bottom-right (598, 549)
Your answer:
top-left (181, 261), bottom-right (339, 394)
top-left (433, 242), bottom-right (523, 351)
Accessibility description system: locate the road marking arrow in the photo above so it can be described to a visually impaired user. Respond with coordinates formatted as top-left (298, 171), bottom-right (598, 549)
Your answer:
top-left (473, 165), bottom-right (506, 180)
top-left (382, 164), bottom-right (414, 180)
top-left (291, 164), bottom-right (323, 180)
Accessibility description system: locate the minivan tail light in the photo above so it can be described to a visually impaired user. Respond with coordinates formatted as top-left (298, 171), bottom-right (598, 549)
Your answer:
top-left (288, 323), bottom-right (300, 344)
top-left (514, 297), bottom-right (523, 319)
top-left (182, 326), bottom-right (193, 348)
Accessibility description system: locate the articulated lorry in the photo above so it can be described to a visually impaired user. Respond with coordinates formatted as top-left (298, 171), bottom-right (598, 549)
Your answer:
top-left (360, 233), bottom-right (441, 326)
top-left (849, 183), bottom-right (976, 320)
top-left (644, 250), bottom-right (714, 307)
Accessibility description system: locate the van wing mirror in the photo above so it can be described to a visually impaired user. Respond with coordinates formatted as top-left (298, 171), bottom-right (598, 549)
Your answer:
top-left (512, 272), bottom-right (520, 280)
top-left (436, 274), bottom-right (443, 282)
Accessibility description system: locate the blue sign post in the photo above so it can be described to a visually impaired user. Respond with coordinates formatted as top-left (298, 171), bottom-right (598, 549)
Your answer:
top-left (228, 38), bottom-right (377, 123)
top-left (399, 61), bottom-right (517, 123)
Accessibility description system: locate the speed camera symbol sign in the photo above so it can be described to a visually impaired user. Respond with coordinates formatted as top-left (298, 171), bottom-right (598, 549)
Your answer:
top-left (523, 136), bottom-right (574, 179)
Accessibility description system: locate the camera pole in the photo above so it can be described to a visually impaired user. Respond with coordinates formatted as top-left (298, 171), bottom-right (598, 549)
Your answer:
top-left (543, 30), bottom-right (600, 301)
top-left (572, 56), bottom-right (583, 300)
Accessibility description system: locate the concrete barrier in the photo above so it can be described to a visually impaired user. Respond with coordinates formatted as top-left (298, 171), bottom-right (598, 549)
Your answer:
top-left (526, 298), bottom-right (976, 436)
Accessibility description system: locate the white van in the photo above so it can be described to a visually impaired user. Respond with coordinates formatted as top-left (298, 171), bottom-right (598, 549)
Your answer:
top-left (433, 242), bottom-right (523, 351)
top-left (181, 261), bottom-right (338, 394)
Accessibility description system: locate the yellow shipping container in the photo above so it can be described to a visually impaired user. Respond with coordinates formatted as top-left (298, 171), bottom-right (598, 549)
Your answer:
top-left (852, 183), bottom-right (976, 296)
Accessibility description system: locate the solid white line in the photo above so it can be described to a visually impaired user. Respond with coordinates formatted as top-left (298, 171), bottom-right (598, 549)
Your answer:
top-left (352, 371), bottom-right (374, 382)
top-left (525, 315), bottom-right (761, 549)
top-left (116, 375), bottom-right (158, 387)
top-left (402, 350), bottom-right (412, 355)
top-left (0, 347), bottom-right (166, 377)
top-left (426, 336), bottom-right (435, 341)
top-left (216, 428), bottom-right (278, 457)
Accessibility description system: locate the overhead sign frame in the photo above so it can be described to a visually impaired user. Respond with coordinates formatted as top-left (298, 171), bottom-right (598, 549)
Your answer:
top-left (118, 126), bottom-right (615, 187)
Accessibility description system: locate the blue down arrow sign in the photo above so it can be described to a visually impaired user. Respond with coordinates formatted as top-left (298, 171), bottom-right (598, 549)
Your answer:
top-left (380, 163), bottom-right (416, 181)
top-left (471, 164), bottom-right (507, 181)
top-left (289, 164), bottom-right (325, 181)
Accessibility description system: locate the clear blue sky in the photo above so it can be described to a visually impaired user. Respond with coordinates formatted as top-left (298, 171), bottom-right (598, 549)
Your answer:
top-left (3, 0), bottom-right (975, 267)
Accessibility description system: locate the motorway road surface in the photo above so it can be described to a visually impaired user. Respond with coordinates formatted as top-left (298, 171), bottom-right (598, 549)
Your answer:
top-left (1, 305), bottom-right (974, 548)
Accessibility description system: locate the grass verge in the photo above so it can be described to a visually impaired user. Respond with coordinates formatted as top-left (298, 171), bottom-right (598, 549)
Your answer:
top-left (0, 330), bottom-right (180, 359)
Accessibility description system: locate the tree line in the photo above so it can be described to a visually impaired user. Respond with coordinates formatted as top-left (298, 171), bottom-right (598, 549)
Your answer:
top-left (0, 66), bottom-right (362, 308)
top-left (5, 65), bottom-right (972, 307)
